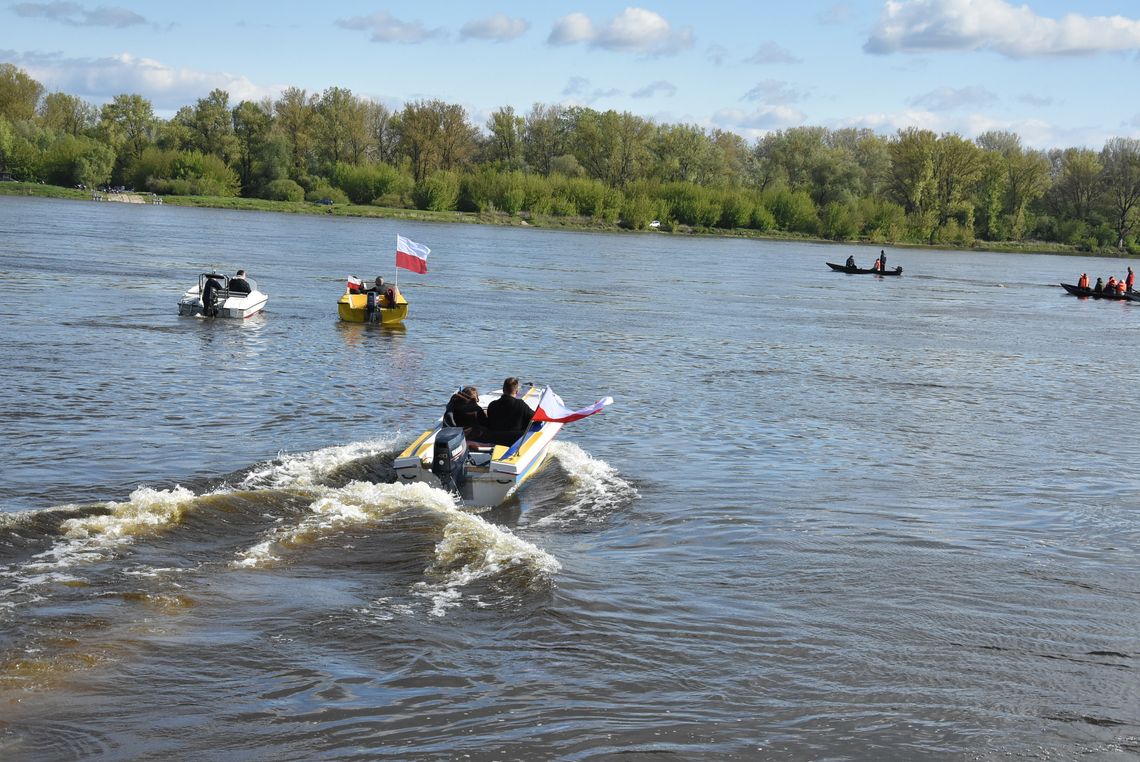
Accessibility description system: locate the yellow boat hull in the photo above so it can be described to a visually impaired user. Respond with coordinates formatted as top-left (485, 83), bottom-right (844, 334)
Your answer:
top-left (337, 291), bottom-right (409, 325)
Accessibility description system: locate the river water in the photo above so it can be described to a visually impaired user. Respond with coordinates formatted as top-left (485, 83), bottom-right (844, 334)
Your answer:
top-left (0, 195), bottom-right (1137, 760)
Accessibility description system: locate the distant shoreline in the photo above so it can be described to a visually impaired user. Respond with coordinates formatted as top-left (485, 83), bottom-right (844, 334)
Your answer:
top-left (0, 181), bottom-right (1103, 257)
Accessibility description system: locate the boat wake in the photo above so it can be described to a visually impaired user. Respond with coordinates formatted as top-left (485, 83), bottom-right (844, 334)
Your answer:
top-left (0, 435), bottom-right (630, 620)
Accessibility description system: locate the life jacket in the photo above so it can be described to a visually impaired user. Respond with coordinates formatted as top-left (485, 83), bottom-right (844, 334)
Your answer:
top-left (1078, 275), bottom-right (1088, 289)
top-left (1117, 281), bottom-right (1127, 294)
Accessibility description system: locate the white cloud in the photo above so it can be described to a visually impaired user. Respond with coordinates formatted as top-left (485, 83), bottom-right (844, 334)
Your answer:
top-left (560, 75), bottom-right (621, 104)
top-left (865, 0), bottom-right (1140, 57)
top-left (548, 8), bottom-right (694, 56)
top-left (460, 14), bottom-right (529, 42)
top-left (1, 49), bottom-right (271, 110)
top-left (632, 80), bottom-right (677, 98)
top-left (11, 1), bottom-right (149, 28)
top-left (714, 105), bottom-right (806, 134)
top-left (336, 12), bottom-right (445, 44)
top-left (745, 41), bottom-right (801, 64)
top-left (743, 79), bottom-right (805, 105)
top-left (908, 85), bottom-right (997, 111)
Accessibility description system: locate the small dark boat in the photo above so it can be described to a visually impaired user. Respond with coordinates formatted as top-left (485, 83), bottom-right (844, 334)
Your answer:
top-left (1060, 282), bottom-right (1136, 301)
top-left (827, 262), bottom-right (903, 276)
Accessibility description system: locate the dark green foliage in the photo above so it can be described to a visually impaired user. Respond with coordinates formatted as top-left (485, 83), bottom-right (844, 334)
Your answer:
top-left (262, 178), bottom-right (304, 202)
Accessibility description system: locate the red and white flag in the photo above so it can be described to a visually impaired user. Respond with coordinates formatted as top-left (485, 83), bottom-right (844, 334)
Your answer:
top-left (396, 234), bottom-right (430, 274)
top-left (531, 387), bottom-right (614, 424)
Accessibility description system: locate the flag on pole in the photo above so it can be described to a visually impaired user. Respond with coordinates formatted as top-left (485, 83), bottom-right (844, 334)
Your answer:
top-left (396, 234), bottom-right (430, 274)
top-left (531, 387), bottom-right (615, 423)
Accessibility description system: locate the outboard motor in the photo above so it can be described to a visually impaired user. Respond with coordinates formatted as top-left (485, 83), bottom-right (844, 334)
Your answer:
top-left (366, 290), bottom-right (379, 323)
top-left (431, 427), bottom-right (468, 494)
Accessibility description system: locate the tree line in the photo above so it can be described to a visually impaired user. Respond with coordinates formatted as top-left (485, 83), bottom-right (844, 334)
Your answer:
top-left (2, 63), bottom-right (1139, 251)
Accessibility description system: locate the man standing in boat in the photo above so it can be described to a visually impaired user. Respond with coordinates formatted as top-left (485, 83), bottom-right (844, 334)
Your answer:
top-left (486, 377), bottom-right (534, 446)
top-left (879, 250), bottom-right (887, 271)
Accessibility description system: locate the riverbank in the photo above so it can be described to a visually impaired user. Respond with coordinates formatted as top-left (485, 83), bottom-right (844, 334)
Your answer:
top-left (0, 180), bottom-right (1095, 256)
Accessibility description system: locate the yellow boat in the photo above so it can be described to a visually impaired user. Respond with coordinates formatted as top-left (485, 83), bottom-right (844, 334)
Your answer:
top-left (337, 285), bottom-right (408, 325)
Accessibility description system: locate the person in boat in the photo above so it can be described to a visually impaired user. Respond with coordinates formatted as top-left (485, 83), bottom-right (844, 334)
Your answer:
top-left (484, 377), bottom-right (535, 446)
top-left (1094, 277), bottom-right (1104, 293)
top-left (879, 250), bottom-right (887, 271)
top-left (229, 269), bottom-right (251, 294)
top-left (1106, 276), bottom-right (1117, 293)
top-left (1077, 273), bottom-right (1089, 289)
top-left (444, 386), bottom-right (488, 431)
top-left (871, 258), bottom-right (881, 271)
top-left (845, 255), bottom-right (856, 269)
top-left (1117, 279), bottom-right (1128, 296)
top-left (201, 274), bottom-right (224, 316)
top-left (1127, 267), bottom-right (1135, 292)
top-left (347, 276), bottom-right (365, 294)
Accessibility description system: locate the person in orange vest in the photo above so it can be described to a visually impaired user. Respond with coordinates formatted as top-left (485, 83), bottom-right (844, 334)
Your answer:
top-left (1106, 276), bottom-right (1117, 294)
top-left (1078, 273), bottom-right (1089, 289)
top-left (1127, 266), bottom-right (1135, 292)
top-left (1117, 279), bottom-right (1127, 295)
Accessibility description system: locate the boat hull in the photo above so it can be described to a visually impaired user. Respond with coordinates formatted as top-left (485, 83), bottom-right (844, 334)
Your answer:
top-left (1060, 283), bottom-right (1136, 301)
top-left (178, 289), bottom-right (268, 319)
top-left (337, 292), bottom-right (408, 325)
top-left (827, 262), bottom-right (903, 275)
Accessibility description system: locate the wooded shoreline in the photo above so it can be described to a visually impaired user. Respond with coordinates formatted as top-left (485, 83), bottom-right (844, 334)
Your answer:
top-left (2, 180), bottom-right (1096, 257)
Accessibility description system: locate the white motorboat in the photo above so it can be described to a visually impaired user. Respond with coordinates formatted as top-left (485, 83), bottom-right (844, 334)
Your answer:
top-left (394, 385), bottom-right (613, 507)
top-left (178, 272), bottom-right (268, 319)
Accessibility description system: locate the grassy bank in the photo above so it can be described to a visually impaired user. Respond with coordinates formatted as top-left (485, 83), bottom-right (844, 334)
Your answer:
top-left (1, 180), bottom-right (1104, 256)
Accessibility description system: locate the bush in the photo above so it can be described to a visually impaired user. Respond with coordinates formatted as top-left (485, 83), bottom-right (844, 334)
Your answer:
top-left (305, 181), bottom-right (349, 204)
top-left (331, 162), bottom-right (410, 205)
top-left (262, 178), bottom-right (304, 202)
top-left (413, 170), bottom-right (459, 211)
top-left (129, 147), bottom-right (240, 197)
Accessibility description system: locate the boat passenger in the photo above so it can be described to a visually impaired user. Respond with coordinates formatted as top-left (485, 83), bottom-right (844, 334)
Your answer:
top-left (879, 250), bottom-right (887, 271)
top-left (1078, 273), bottom-right (1089, 289)
top-left (444, 386), bottom-right (488, 431)
top-left (229, 269), bottom-right (251, 294)
top-left (845, 255), bottom-right (856, 269)
top-left (485, 377), bottom-right (535, 446)
top-left (1094, 277), bottom-right (1104, 293)
top-left (1128, 267), bottom-right (1135, 292)
top-left (201, 275), bottom-right (223, 316)
top-left (1106, 276), bottom-right (1117, 293)
top-left (871, 258), bottom-right (881, 271)
top-left (1117, 279), bottom-right (1127, 295)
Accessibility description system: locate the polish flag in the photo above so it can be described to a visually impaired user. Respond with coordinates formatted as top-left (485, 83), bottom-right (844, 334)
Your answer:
top-left (396, 234), bottom-right (430, 274)
top-left (531, 387), bottom-right (614, 423)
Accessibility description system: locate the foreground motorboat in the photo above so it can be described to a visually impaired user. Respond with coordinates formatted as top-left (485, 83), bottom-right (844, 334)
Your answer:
top-left (178, 272), bottom-right (268, 318)
top-left (394, 385), bottom-right (613, 507)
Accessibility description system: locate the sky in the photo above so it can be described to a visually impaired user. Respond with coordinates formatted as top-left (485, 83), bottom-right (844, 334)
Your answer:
top-left (3, 0), bottom-right (1139, 150)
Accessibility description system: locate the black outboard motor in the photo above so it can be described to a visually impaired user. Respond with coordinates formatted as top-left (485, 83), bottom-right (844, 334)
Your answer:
top-left (431, 427), bottom-right (468, 494)
top-left (366, 290), bottom-right (378, 323)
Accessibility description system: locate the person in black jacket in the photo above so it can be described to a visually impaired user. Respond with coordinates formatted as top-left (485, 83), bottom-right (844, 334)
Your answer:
top-left (485, 377), bottom-right (534, 446)
top-left (444, 386), bottom-right (487, 430)
top-left (229, 269), bottom-right (251, 294)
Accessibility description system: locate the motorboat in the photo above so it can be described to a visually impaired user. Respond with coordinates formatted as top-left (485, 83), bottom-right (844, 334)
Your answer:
top-left (178, 272), bottom-right (268, 318)
top-left (394, 385), bottom-right (613, 507)
top-left (337, 276), bottom-right (408, 325)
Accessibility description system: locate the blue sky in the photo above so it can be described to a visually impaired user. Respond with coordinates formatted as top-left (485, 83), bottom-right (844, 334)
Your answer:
top-left (3, 1), bottom-right (1138, 149)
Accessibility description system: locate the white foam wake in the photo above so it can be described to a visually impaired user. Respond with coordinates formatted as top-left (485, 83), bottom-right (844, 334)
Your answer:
top-left (237, 436), bottom-right (402, 490)
top-left (530, 441), bottom-right (639, 527)
top-left (233, 480), bottom-right (560, 617)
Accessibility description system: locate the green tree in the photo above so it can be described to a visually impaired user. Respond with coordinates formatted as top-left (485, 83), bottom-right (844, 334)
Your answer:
top-left (398, 99), bottom-right (477, 182)
top-left (486, 105), bottom-right (525, 169)
top-left (274, 86), bottom-right (317, 175)
top-left (0, 64), bottom-right (43, 122)
top-left (188, 89), bottom-right (238, 162)
top-left (1100, 137), bottom-right (1140, 248)
top-left (523, 103), bottom-right (569, 176)
top-left (232, 99), bottom-right (271, 194)
top-left (98, 93), bottom-right (157, 182)
top-left (39, 92), bottom-right (96, 136)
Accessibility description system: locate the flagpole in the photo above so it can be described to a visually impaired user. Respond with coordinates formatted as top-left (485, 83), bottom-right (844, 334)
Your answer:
top-left (393, 234), bottom-right (398, 290)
